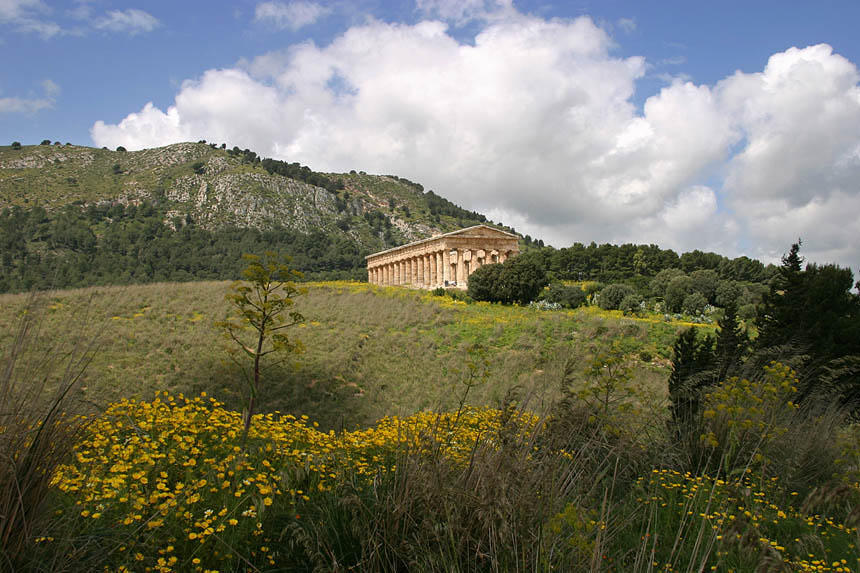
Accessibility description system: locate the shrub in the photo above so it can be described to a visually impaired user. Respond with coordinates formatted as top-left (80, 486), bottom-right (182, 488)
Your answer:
top-left (468, 256), bottom-right (547, 305)
top-left (681, 291), bottom-right (708, 315)
top-left (665, 275), bottom-right (694, 312)
top-left (541, 282), bottom-right (586, 308)
top-left (597, 283), bottom-right (635, 310)
top-left (619, 293), bottom-right (642, 314)
top-left (116, 146), bottom-right (127, 152)
top-left (10, 141), bottom-right (21, 150)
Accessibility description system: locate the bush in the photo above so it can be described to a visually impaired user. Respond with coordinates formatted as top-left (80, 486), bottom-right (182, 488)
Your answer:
top-left (665, 275), bottom-right (694, 313)
top-left (681, 291), bottom-right (708, 315)
top-left (541, 283), bottom-right (586, 308)
top-left (468, 255), bottom-right (547, 305)
top-left (116, 146), bottom-right (127, 152)
top-left (40, 139), bottom-right (50, 145)
top-left (619, 293), bottom-right (642, 315)
top-left (10, 141), bottom-right (21, 150)
top-left (597, 283), bottom-right (635, 310)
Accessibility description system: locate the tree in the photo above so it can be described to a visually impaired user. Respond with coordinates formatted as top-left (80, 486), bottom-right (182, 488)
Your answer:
top-left (40, 140), bottom-right (50, 145)
top-left (681, 292), bottom-right (708, 315)
top-left (665, 275), bottom-right (694, 313)
top-left (217, 252), bottom-right (305, 444)
top-left (116, 146), bottom-right (127, 152)
top-left (714, 301), bottom-right (748, 381)
top-left (690, 269), bottom-right (719, 304)
top-left (10, 142), bottom-right (21, 150)
top-left (668, 327), bottom-right (715, 437)
top-left (598, 283), bottom-right (635, 310)
top-left (541, 282), bottom-right (586, 308)
top-left (467, 255), bottom-right (547, 305)
top-left (650, 268), bottom-right (685, 298)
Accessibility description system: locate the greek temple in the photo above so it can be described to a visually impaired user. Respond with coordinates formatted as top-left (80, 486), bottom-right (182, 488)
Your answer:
top-left (366, 224), bottom-right (520, 289)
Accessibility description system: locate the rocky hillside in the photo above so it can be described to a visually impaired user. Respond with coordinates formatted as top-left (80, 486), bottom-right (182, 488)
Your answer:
top-left (0, 141), bottom-right (502, 250)
top-left (0, 141), bottom-right (511, 292)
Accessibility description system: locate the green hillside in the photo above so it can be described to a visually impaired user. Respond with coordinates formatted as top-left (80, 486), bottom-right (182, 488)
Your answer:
top-left (0, 141), bottom-right (503, 292)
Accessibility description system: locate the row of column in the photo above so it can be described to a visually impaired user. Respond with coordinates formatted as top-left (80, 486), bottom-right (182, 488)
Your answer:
top-left (368, 248), bottom-right (507, 288)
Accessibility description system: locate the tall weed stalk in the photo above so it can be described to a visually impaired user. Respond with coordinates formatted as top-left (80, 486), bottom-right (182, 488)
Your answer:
top-left (0, 295), bottom-right (95, 571)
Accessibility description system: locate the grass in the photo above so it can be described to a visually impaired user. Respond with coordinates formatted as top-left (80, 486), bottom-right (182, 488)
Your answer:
top-left (0, 281), bottom-right (682, 429)
top-left (2, 281), bottom-right (859, 571)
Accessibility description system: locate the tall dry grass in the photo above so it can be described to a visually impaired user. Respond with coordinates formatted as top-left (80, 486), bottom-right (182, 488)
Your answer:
top-left (0, 295), bottom-right (95, 572)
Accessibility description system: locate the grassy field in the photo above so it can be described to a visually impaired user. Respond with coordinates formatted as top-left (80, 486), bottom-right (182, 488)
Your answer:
top-left (0, 280), bottom-right (691, 429)
top-left (5, 280), bottom-right (860, 572)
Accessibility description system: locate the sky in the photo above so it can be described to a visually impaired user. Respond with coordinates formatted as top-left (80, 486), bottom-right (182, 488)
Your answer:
top-left (3, 0), bottom-right (860, 271)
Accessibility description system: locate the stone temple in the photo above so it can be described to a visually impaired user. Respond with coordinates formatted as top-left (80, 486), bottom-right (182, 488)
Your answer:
top-left (366, 224), bottom-right (520, 289)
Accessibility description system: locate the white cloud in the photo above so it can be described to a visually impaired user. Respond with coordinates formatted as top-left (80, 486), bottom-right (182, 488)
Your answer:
top-left (617, 17), bottom-right (636, 34)
top-left (415, 0), bottom-right (502, 24)
top-left (94, 8), bottom-right (158, 35)
top-left (0, 78), bottom-right (58, 114)
top-left (91, 12), bottom-right (860, 269)
top-left (0, 0), bottom-right (61, 37)
top-left (254, 1), bottom-right (330, 31)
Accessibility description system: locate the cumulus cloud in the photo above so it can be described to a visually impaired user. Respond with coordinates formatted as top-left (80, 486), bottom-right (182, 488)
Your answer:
top-left (254, 1), bottom-right (330, 31)
top-left (90, 11), bottom-right (860, 269)
top-left (93, 8), bottom-right (159, 35)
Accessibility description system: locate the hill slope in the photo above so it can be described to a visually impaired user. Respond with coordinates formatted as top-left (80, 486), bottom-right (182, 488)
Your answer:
top-left (0, 281), bottom-right (677, 428)
top-left (0, 142), bottom-right (507, 291)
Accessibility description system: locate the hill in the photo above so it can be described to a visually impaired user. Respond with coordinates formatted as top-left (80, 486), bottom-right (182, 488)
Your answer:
top-left (0, 141), bottom-right (501, 291)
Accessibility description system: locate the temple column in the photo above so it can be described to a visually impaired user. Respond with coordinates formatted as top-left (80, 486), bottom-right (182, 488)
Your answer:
top-left (442, 249), bottom-right (450, 285)
top-left (435, 252), bottom-right (443, 286)
top-left (456, 250), bottom-right (466, 285)
top-left (382, 265), bottom-right (387, 286)
top-left (429, 253), bottom-right (437, 286)
top-left (405, 258), bottom-right (412, 285)
top-left (421, 255), bottom-right (428, 287)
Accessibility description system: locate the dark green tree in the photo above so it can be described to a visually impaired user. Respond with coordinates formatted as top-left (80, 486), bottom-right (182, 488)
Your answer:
top-left (598, 283), bottom-right (635, 310)
top-left (668, 328), bottom-right (715, 437)
top-left (714, 301), bottom-right (748, 382)
top-left (10, 142), bottom-right (21, 150)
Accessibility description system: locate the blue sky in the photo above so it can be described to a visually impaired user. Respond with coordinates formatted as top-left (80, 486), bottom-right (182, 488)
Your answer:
top-left (3, 0), bottom-right (860, 269)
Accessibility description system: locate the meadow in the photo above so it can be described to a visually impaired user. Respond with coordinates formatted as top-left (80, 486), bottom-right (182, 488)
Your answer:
top-left (0, 281), bottom-right (679, 428)
top-left (2, 281), bottom-right (859, 572)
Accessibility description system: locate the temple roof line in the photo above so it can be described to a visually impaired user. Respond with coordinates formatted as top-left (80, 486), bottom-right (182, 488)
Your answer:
top-left (365, 224), bottom-right (519, 260)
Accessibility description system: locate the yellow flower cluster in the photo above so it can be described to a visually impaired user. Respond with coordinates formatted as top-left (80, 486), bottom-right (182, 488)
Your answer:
top-left (637, 468), bottom-right (859, 572)
top-left (699, 362), bottom-right (800, 469)
top-left (52, 392), bottom-right (534, 571)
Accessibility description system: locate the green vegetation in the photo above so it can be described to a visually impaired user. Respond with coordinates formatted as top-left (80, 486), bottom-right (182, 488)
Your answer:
top-left (218, 253), bottom-right (305, 440)
top-left (5, 299), bottom-right (859, 570)
top-left (0, 281), bottom-right (679, 429)
top-left (467, 253), bottom-right (548, 304)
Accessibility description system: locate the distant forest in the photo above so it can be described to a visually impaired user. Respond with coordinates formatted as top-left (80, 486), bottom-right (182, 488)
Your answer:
top-left (0, 203), bottom-right (367, 293)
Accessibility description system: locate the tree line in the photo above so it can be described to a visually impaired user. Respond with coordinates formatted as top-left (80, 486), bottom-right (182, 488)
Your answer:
top-left (0, 203), bottom-right (367, 293)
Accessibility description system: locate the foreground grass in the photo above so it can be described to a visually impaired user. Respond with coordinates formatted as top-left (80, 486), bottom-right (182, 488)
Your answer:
top-left (0, 281), bottom-right (679, 429)
top-left (19, 387), bottom-right (860, 572)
